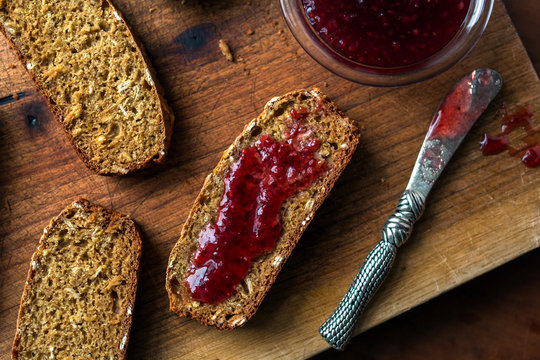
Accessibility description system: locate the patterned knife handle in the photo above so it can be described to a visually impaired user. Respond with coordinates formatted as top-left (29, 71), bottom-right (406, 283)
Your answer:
top-left (319, 190), bottom-right (425, 350)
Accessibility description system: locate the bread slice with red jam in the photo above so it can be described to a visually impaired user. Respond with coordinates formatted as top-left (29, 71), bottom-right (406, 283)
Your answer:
top-left (166, 88), bottom-right (359, 329)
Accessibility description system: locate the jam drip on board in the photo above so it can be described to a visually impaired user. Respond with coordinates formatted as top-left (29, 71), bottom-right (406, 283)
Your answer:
top-left (480, 105), bottom-right (540, 168)
top-left (185, 108), bottom-right (329, 304)
top-left (303, 0), bottom-right (470, 68)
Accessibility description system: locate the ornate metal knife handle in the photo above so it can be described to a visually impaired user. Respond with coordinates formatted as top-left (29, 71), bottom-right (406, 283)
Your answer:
top-left (319, 190), bottom-right (425, 350)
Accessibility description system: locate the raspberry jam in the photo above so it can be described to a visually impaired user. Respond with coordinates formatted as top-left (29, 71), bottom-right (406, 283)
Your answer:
top-left (185, 112), bottom-right (328, 304)
top-left (480, 134), bottom-right (508, 155)
top-left (303, 0), bottom-right (470, 68)
top-left (480, 105), bottom-right (540, 168)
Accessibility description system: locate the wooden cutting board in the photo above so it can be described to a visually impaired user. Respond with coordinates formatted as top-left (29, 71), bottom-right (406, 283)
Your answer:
top-left (0, 0), bottom-right (538, 358)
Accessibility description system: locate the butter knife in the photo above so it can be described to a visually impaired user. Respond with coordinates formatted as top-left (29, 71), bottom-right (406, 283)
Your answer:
top-left (319, 68), bottom-right (503, 350)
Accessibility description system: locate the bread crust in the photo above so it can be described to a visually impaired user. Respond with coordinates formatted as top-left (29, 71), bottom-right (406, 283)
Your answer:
top-left (11, 199), bottom-right (143, 359)
top-left (0, 0), bottom-right (174, 176)
top-left (166, 88), bottom-right (359, 329)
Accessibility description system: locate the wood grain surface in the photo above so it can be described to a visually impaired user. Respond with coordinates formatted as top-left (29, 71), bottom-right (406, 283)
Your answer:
top-left (318, 1), bottom-right (540, 358)
top-left (0, 0), bottom-right (538, 359)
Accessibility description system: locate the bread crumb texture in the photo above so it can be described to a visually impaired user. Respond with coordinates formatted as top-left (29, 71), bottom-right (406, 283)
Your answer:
top-left (12, 200), bottom-right (141, 359)
top-left (218, 39), bottom-right (234, 62)
top-left (0, 0), bottom-right (172, 175)
top-left (166, 89), bottom-right (359, 329)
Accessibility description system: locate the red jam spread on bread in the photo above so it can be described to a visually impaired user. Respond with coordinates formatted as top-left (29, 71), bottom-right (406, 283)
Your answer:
top-left (185, 108), bottom-right (328, 304)
top-left (480, 105), bottom-right (540, 168)
top-left (302, 0), bottom-right (470, 68)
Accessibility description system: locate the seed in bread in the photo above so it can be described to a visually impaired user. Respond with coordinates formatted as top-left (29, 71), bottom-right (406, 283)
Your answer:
top-left (0, 0), bottom-right (174, 175)
top-left (12, 199), bottom-right (142, 359)
top-left (166, 88), bottom-right (359, 329)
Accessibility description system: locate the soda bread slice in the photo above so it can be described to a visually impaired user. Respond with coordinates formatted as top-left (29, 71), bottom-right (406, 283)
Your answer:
top-left (166, 88), bottom-right (359, 329)
top-left (12, 199), bottom-right (142, 359)
top-left (0, 0), bottom-right (174, 175)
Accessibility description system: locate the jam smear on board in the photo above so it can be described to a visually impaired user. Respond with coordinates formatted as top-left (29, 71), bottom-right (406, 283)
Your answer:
top-left (303, 0), bottom-right (470, 68)
top-left (185, 109), bottom-right (329, 304)
top-left (480, 105), bottom-right (540, 168)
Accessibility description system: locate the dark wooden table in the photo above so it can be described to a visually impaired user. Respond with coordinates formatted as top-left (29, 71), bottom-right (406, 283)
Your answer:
top-left (0, 1), bottom-right (537, 358)
top-left (316, 2), bottom-right (540, 358)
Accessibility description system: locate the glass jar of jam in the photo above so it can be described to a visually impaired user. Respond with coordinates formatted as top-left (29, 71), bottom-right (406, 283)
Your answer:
top-left (281, 0), bottom-right (494, 86)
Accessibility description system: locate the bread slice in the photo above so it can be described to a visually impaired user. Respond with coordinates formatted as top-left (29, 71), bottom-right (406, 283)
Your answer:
top-left (12, 199), bottom-right (142, 359)
top-left (166, 88), bottom-right (359, 329)
top-left (0, 0), bottom-right (174, 175)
